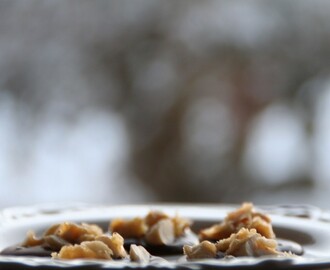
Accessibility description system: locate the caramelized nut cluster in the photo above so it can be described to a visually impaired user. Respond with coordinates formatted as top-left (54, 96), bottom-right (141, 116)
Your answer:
top-left (184, 203), bottom-right (295, 260)
top-left (199, 202), bottom-right (275, 241)
top-left (216, 228), bottom-right (278, 257)
top-left (22, 222), bottom-right (129, 260)
top-left (110, 210), bottom-right (191, 245)
top-left (52, 232), bottom-right (128, 259)
top-left (23, 222), bottom-right (103, 250)
top-left (53, 240), bottom-right (114, 260)
top-left (184, 228), bottom-right (284, 259)
top-left (20, 211), bottom-right (191, 261)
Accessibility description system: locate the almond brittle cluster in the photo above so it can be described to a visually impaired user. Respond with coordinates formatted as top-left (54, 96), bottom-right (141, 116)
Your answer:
top-left (184, 203), bottom-right (293, 260)
top-left (110, 210), bottom-right (192, 245)
top-left (21, 221), bottom-right (152, 261)
top-left (199, 202), bottom-right (275, 241)
top-left (23, 222), bottom-right (103, 251)
top-left (19, 210), bottom-right (192, 261)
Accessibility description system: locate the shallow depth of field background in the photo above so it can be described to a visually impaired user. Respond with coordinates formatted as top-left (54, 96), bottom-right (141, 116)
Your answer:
top-left (1, 0), bottom-right (330, 208)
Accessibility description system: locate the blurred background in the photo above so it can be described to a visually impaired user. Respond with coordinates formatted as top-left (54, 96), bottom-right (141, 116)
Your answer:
top-left (1, 0), bottom-right (330, 208)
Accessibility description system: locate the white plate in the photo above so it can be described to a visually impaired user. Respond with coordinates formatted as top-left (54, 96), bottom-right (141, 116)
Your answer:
top-left (1, 203), bottom-right (330, 269)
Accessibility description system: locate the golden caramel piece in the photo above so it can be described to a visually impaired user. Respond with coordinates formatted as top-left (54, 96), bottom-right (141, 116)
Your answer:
top-left (110, 217), bottom-right (148, 238)
top-left (96, 233), bottom-right (127, 259)
top-left (129, 244), bottom-right (151, 263)
top-left (52, 241), bottom-right (113, 259)
top-left (145, 219), bottom-right (175, 245)
top-left (47, 222), bottom-right (103, 243)
top-left (44, 224), bottom-right (62, 236)
top-left (22, 231), bottom-right (44, 247)
top-left (145, 211), bottom-right (169, 227)
top-left (199, 203), bottom-right (275, 241)
top-left (216, 228), bottom-right (279, 257)
top-left (251, 216), bottom-right (274, 239)
top-left (172, 215), bottom-right (192, 238)
top-left (184, 241), bottom-right (217, 260)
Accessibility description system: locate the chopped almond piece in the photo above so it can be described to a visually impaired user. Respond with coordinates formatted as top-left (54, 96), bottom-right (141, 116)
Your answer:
top-left (129, 244), bottom-right (151, 263)
top-left (145, 219), bottom-right (175, 245)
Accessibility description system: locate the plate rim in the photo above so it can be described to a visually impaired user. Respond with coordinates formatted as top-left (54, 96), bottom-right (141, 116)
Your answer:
top-left (1, 203), bottom-right (330, 270)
